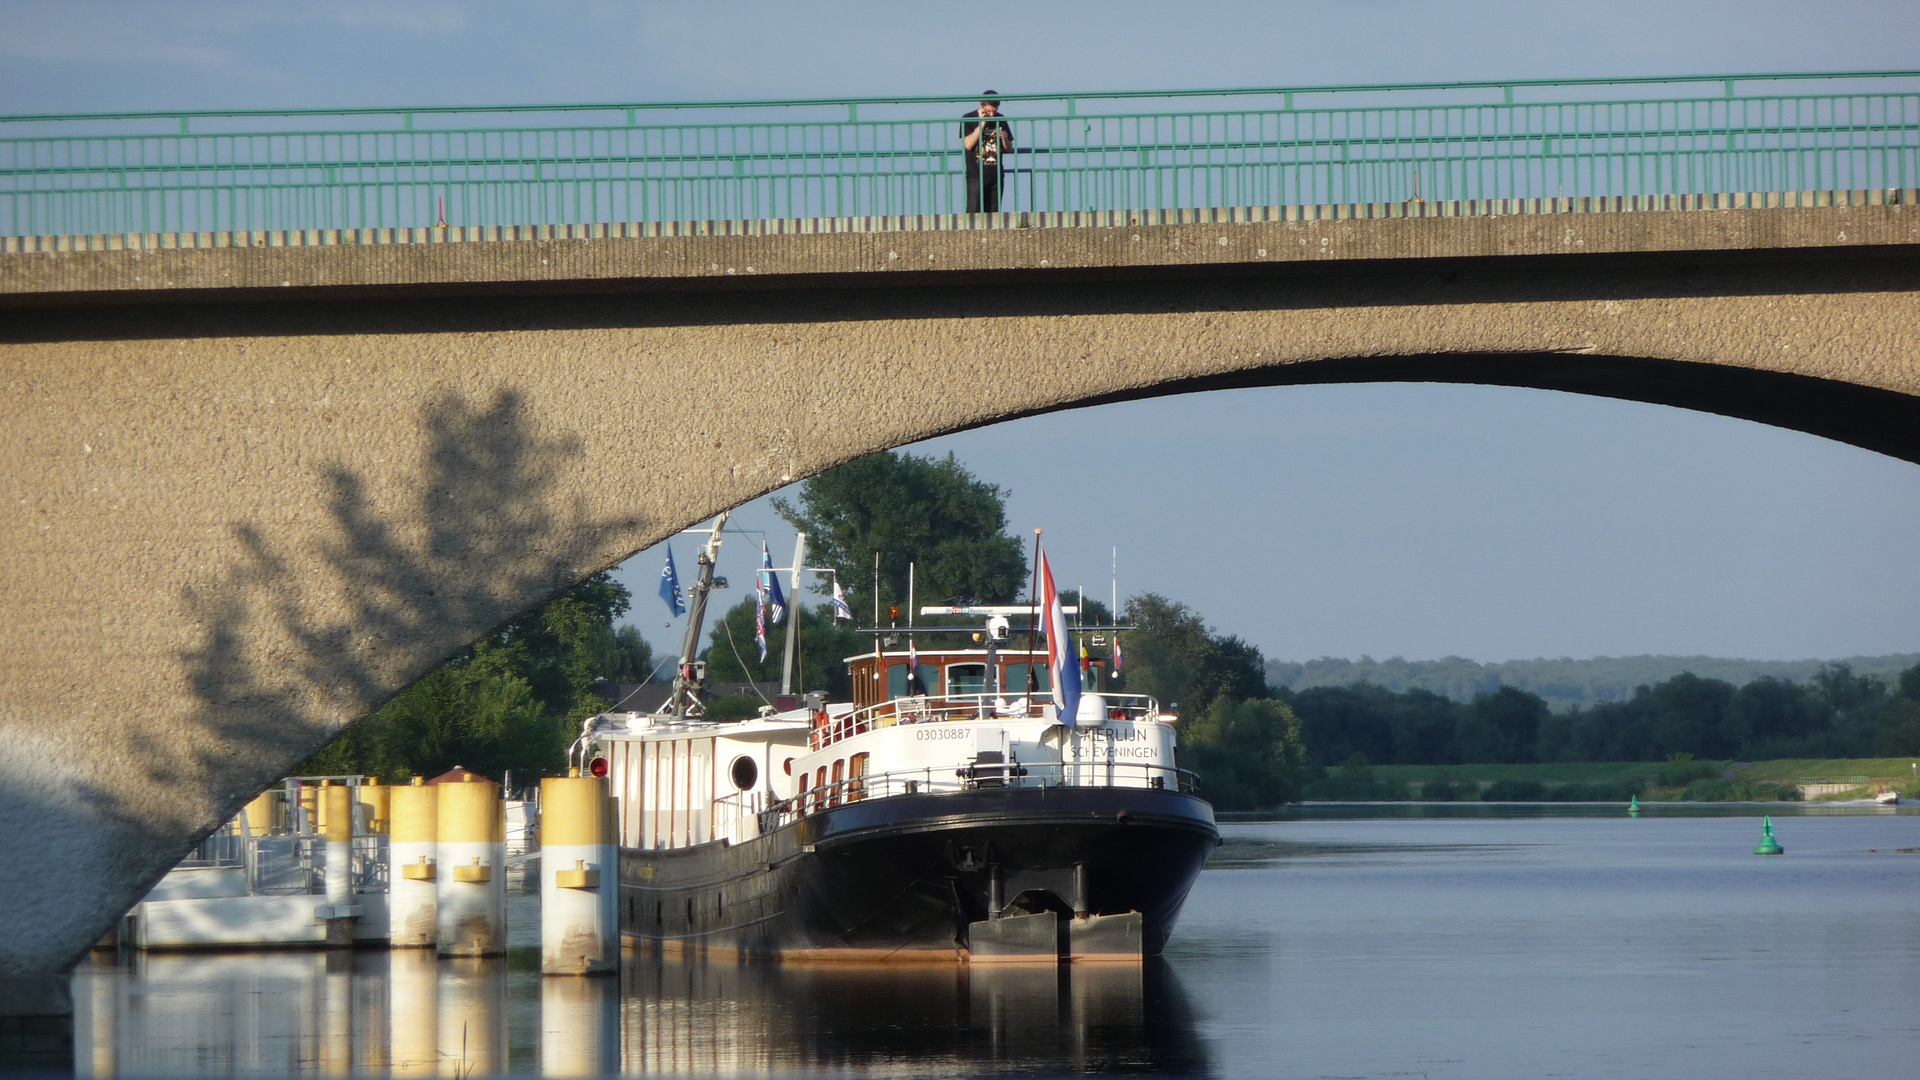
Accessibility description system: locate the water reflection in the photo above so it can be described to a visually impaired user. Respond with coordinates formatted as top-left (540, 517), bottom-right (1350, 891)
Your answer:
top-left (75, 948), bottom-right (1206, 1077)
top-left (620, 955), bottom-right (1204, 1076)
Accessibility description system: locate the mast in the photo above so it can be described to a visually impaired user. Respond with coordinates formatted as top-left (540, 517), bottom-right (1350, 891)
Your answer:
top-left (670, 511), bottom-right (730, 719)
top-left (779, 532), bottom-right (808, 696)
top-left (1024, 530), bottom-right (1042, 695)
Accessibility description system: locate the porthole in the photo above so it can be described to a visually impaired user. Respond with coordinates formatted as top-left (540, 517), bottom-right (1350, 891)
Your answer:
top-left (730, 755), bottom-right (759, 792)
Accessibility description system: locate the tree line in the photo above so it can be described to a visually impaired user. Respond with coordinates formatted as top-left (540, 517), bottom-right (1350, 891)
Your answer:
top-left (1284, 663), bottom-right (1920, 769)
top-left (1267, 652), bottom-right (1920, 714)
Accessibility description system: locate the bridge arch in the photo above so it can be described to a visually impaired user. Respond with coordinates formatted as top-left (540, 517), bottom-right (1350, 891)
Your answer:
top-left (3, 206), bottom-right (1919, 976)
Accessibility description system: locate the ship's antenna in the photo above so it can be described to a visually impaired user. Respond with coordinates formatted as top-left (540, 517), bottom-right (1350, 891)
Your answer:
top-left (873, 551), bottom-right (881, 629)
top-left (1111, 547), bottom-right (1118, 620)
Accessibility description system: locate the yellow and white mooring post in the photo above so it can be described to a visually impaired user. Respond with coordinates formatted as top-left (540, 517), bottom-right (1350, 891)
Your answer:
top-left (389, 777), bottom-right (439, 948)
top-left (539, 770), bottom-right (618, 975)
top-left (360, 782), bottom-right (391, 834)
top-left (436, 773), bottom-right (506, 956)
top-left (319, 782), bottom-right (359, 945)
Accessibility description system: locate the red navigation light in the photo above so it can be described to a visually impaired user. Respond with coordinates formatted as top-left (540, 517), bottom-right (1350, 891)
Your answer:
top-left (588, 757), bottom-right (609, 778)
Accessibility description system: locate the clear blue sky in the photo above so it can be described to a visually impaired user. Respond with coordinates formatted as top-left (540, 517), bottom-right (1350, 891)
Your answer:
top-left (11, 1), bottom-right (1916, 666)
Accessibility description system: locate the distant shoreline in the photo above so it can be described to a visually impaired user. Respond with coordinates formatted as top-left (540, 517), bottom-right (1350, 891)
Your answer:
top-left (1266, 653), bottom-right (1920, 713)
top-left (1291, 757), bottom-right (1918, 803)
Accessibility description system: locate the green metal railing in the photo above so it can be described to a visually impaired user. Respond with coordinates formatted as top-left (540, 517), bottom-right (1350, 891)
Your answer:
top-left (4, 71), bottom-right (1917, 237)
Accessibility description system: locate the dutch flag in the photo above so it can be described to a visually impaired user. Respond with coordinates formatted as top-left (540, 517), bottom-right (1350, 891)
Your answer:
top-left (1040, 545), bottom-right (1082, 728)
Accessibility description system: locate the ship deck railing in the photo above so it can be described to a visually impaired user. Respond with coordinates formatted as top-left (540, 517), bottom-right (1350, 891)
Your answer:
top-left (710, 759), bottom-right (1200, 843)
top-left (812, 692), bottom-right (1162, 752)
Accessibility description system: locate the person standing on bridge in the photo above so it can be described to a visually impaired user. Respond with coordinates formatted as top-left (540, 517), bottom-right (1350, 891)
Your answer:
top-left (961, 92), bottom-right (1013, 214)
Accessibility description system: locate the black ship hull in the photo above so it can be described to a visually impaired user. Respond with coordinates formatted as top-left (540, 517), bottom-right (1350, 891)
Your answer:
top-left (617, 786), bottom-right (1218, 960)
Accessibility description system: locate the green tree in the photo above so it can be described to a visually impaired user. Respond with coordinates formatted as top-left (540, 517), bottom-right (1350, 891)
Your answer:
top-left (1179, 697), bottom-right (1308, 810)
top-left (1456, 686), bottom-right (1549, 763)
top-left (699, 598), bottom-right (865, 701)
top-left (775, 451), bottom-right (1028, 619)
top-left (1874, 663), bottom-right (1920, 755)
top-left (1119, 593), bottom-right (1267, 720)
top-left (1725, 677), bottom-right (1832, 758)
top-left (601, 625), bottom-right (659, 683)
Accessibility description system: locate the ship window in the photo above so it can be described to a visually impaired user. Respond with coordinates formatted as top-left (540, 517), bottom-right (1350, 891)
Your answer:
top-left (829, 759), bottom-right (844, 807)
top-left (946, 663), bottom-right (988, 696)
top-left (1004, 663), bottom-right (1050, 694)
top-left (729, 755), bottom-right (758, 792)
top-left (887, 662), bottom-right (938, 699)
top-left (814, 766), bottom-right (828, 812)
top-left (848, 753), bottom-right (869, 801)
top-left (795, 773), bottom-right (808, 816)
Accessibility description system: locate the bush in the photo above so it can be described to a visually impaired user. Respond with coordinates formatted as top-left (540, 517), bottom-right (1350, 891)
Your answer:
top-left (702, 693), bottom-right (769, 722)
top-left (1482, 779), bottom-right (1548, 801)
top-left (1658, 753), bottom-right (1718, 788)
top-left (1679, 778), bottom-right (1802, 802)
top-left (1302, 768), bottom-right (1410, 801)
top-left (1419, 776), bottom-right (1474, 801)
top-left (1549, 780), bottom-right (1644, 801)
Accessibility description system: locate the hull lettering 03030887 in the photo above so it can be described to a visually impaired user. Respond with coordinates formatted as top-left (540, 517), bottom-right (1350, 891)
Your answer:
top-left (914, 727), bottom-right (972, 741)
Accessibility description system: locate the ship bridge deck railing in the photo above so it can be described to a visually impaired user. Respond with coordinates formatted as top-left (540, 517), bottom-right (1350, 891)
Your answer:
top-left (812, 692), bottom-right (1162, 751)
top-left (712, 759), bottom-right (1200, 843)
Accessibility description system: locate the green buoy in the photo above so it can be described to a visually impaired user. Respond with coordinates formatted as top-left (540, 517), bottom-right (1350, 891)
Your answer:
top-left (1754, 816), bottom-right (1784, 855)
top-left (1628, 794), bottom-right (1640, 817)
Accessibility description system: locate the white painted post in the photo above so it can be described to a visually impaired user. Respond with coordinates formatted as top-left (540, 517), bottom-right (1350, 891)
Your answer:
top-left (540, 772), bottom-right (618, 975)
top-left (320, 783), bottom-right (356, 945)
top-left (436, 774), bottom-right (505, 956)
top-left (388, 778), bottom-right (438, 947)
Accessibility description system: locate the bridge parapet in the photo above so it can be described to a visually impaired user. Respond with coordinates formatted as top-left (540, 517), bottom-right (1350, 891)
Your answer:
top-left (4, 190), bottom-right (1917, 306)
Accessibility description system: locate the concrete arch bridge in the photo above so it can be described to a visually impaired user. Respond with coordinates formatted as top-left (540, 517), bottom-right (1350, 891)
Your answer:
top-left (3, 73), bottom-right (1920, 989)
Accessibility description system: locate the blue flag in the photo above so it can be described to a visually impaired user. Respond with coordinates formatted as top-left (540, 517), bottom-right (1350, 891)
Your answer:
top-left (659, 547), bottom-right (686, 618)
top-left (759, 543), bottom-right (787, 625)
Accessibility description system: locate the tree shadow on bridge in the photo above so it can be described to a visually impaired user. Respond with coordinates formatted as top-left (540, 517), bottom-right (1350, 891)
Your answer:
top-left (40, 388), bottom-right (641, 970)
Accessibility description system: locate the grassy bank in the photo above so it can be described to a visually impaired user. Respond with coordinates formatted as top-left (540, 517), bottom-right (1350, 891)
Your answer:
top-left (1370, 763), bottom-right (1675, 786)
top-left (1303, 758), bottom-right (1920, 802)
top-left (1736, 758), bottom-right (1920, 782)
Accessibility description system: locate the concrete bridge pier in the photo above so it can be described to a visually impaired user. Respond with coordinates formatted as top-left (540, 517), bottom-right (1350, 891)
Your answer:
top-left (0, 975), bottom-right (72, 1070)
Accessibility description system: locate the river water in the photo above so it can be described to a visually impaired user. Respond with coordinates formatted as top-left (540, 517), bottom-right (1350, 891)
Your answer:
top-left (71, 804), bottom-right (1920, 1078)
